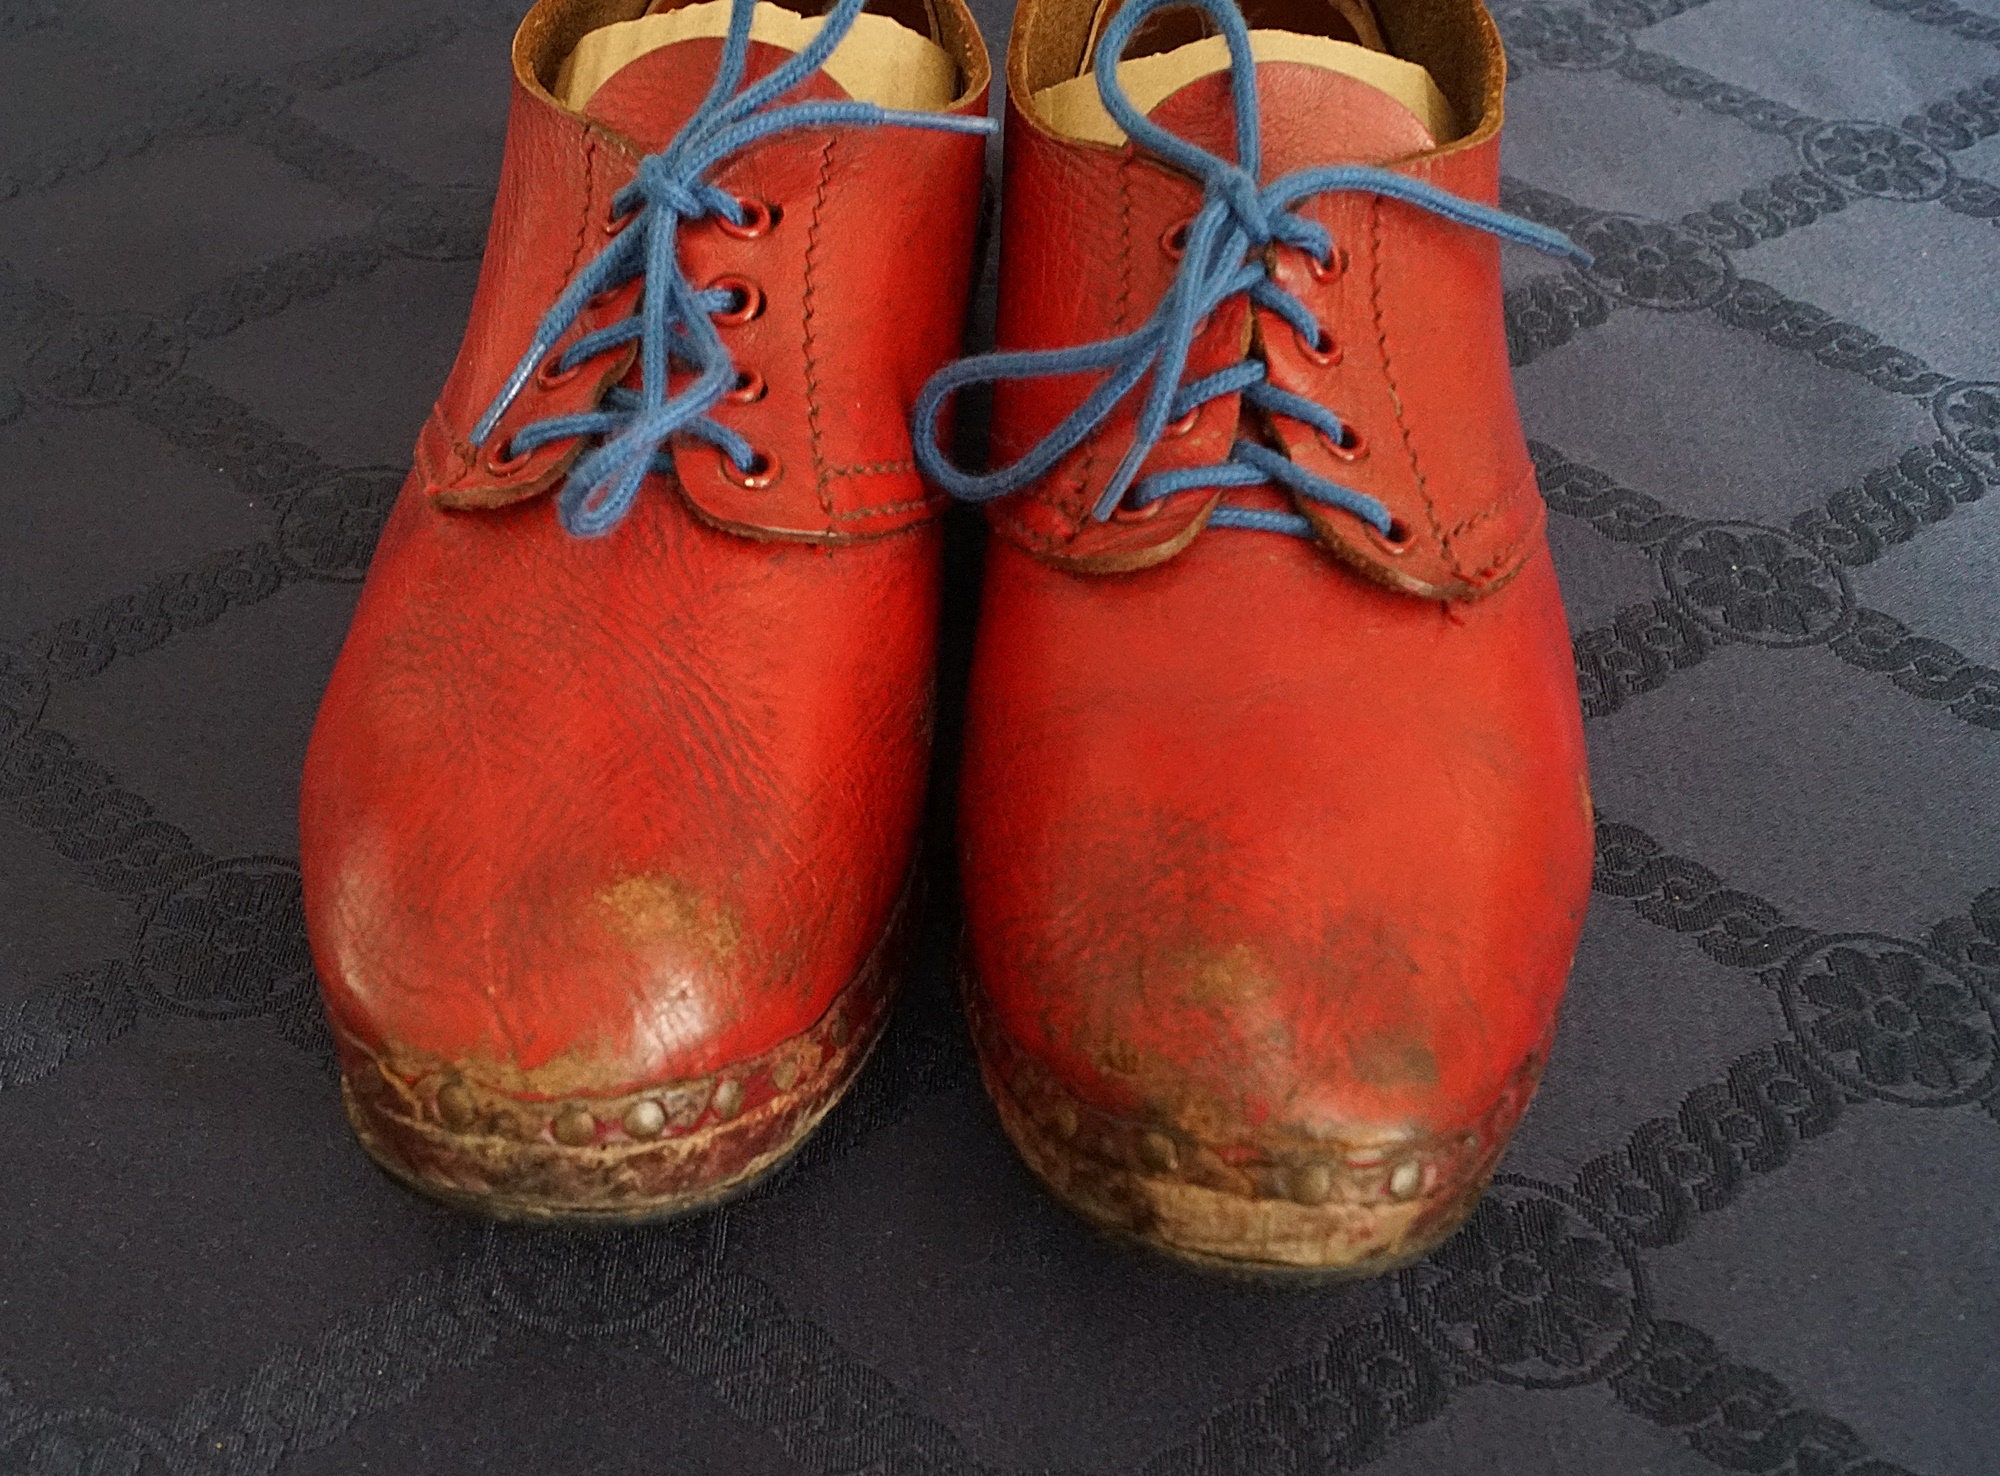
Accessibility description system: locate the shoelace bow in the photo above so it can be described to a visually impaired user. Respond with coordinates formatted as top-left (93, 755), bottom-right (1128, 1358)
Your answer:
top-left (472, 0), bottom-right (994, 537)
top-left (911, 0), bottom-right (1590, 540)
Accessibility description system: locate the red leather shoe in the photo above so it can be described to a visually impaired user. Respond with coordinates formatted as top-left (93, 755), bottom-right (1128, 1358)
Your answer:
top-left (915, 0), bottom-right (1593, 1273)
top-left (301, 0), bottom-right (991, 1220)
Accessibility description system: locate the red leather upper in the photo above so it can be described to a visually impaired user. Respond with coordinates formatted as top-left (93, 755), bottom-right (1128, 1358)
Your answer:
top-left (961, 36), bottom-right (1591, 1153)
top-left (302, 2), bottom-right (988, 1098)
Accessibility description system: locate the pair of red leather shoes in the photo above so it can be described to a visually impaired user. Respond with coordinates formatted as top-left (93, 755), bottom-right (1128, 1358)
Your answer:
top-left (301, 0), bottom-right (1593, 1276)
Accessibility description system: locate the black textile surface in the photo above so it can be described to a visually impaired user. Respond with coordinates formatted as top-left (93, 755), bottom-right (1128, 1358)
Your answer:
top-left (3, 0), bottom-right (1998, 1471)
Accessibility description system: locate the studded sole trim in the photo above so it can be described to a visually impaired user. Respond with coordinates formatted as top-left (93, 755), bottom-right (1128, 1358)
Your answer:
top-left (964, 976), bottom-right (1548, 1278)
top-left (333, 896), bottom-right (909, 1225)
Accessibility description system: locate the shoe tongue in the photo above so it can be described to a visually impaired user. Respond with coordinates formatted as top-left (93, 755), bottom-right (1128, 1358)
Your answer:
top-left (1032, 30), bottom-right (1450, 166)
top-left (559, 0), bottom-right (957, 154)
top-left (561, 2), bottom-right (848, 152)
top-left (1146, 47), bottom-right (1439, 173)
top-left (578, 35), bottom-right (851, 154)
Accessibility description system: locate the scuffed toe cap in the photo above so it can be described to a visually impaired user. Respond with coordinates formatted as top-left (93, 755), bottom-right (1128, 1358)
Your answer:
top-left (334, 955), bottom-right (888, 1221)
top-left (303, 759), bottom-right (916, 1219)
top-left (967, 981), bottom-right (1552, 1273)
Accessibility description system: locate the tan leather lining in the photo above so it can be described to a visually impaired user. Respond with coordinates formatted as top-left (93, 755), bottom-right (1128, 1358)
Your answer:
top-left (1373, 0), bottom-right (1503, 158)
top-left (556, 0), bottom-right (958, 111)
top-left (516, 0), bottom-right (990, 115)
top-left (1008, 0), bottom-right (1499, 156)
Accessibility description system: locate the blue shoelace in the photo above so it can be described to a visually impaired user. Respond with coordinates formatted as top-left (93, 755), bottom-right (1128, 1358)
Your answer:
top-left (910, 0), bottom-right (1590, 540)
top-left (472, 0), bottom-right (994, 537)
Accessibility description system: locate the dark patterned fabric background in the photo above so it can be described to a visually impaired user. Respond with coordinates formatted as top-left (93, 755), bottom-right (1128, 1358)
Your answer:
top-left (3, 0), bottom-right (1998, 1471)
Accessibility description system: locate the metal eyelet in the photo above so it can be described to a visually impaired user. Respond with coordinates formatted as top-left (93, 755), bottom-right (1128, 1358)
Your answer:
top-left (710, 276), bottom-right (765, 326)
top-left (484, 440), bottom-right (533, 476)
top-left (1164, 407), bottom-right (1198, 438)
top-left (726, 368), bottom-right (767, 404)
top-left (717, 197), bottom-right (780, 239)
top-left (1308, 244), bottom-right (1350, 282)
top-left (1326, 424), bottom-right (1367, 462)
top-left (1160, 216), bottom-right (1193, 260)
top-left (1368, 516), bottom-right (1412, 554)
top-left (602, 204), bottom-right (633, 236)
top-left (1297, 322), bottom-right (1341, 366)
top-left (535, 355), bottom-right (584, 390)
top-left (1110, 494), bottom-right (1164, 523)
top-left (724, 448), bottom-right (781, 488)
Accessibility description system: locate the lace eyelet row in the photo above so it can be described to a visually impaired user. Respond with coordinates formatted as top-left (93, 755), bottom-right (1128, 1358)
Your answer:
top-left (1155, 211), bottom-right (1370, 484)
top-left (711, 262), bottom-right (771, 480)
top-left (1158, 216), bottom-right (1348, 280)
top-left (523, 218), bottom-right (778, 488)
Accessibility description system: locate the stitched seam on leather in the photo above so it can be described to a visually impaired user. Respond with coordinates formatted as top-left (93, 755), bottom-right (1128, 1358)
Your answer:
top-left (1113, 153), bottom-right (1135, 354)
top-left (462, 130), bottom-right (598, 493)
top-left (446, 132), bottom-right (597, 493)
top-left (996, 506), bottom-right (1062, 552)
top-left (1449, 503), bottom-right (1499, 540)
top-left (833, 494), bottom-right (933, 519)
top-left (1439, 462), bottom-right (1529, 582)
top-left (802, 138), bottom-right (835, 515)
top-left (1086, 155), bottom-right (1133, 509)
top-left (1053, 153), bottom-right (1130, 533)
top-left (826, 459), bottom-right (918, 478)
top-left (572, 135), bottom-right (595, 286)
top-left (1451, 467), bottom-right (1538, 579)
top-left (1369, 198), bottom-right (1458, 575)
